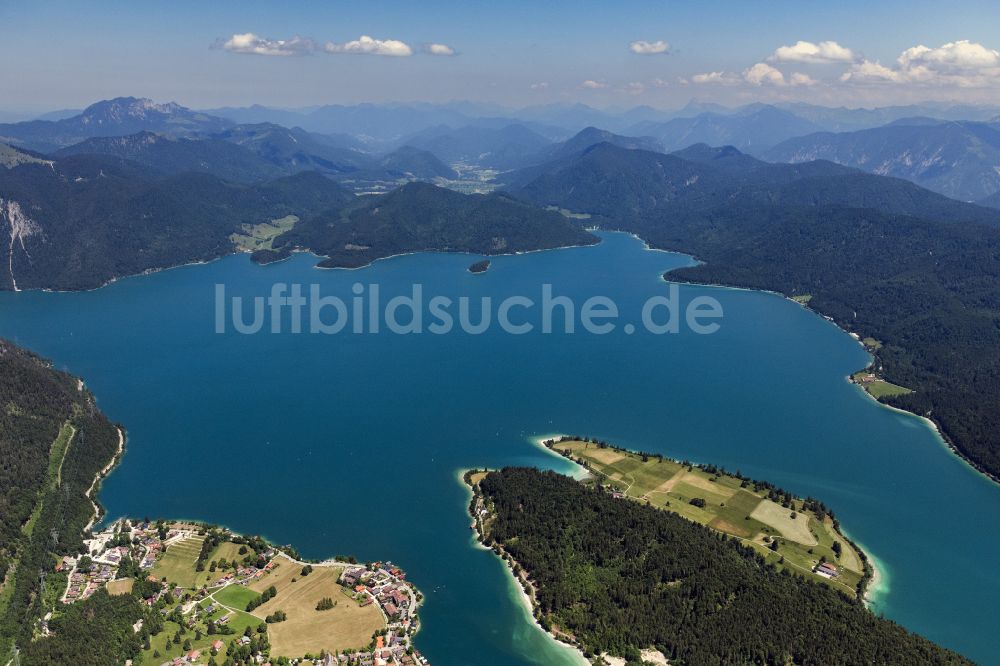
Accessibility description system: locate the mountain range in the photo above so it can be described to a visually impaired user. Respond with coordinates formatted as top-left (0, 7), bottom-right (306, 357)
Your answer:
top-left (628, 104), bottom-right (825, 153)
top-left (52, 124), bottom-right (455, 186)
top-left (0, 97), bottom-right (233, 153)
top-left (764, 119), bottom-right (1000, 201)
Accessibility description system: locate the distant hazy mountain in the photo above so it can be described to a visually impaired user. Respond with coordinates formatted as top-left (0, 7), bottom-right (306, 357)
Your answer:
top-left (512, 141), bottom-right (1000, 226)
top-left (764, 120), bottom-right (1000, 201)
top-left (212, 123), bottom-right (372, 175)
top-left (376, 145), bottom-right (457, 179)
top-left (200, 104), bottom-right (314, 128)
top-left (669, 143), bottom-right (764, 169)
top-left (273, 181), bottom-right (597, 268)
top-left (0, 97), bottom-right (233, 152)
top-left (509, 103), bottom-right (636, 133)
top-left (54, 131), bottom-right (285, 182)
top-left (539, 126), bottom-right (663, 161)
top-left (629, 105), bottom-right (823, 153)
top-left (979, 190), bottom-right (1000, 209)
top-left (32, 108), bottom-right (84, 122)
top-left (403, 124), bottom-right (554, 169)
top-left (53, 125), bottom-right (458, 186)
top-left (775, 101), bottom-right (1000, 132)
top-left (291, 103), bottom-right (480, 141)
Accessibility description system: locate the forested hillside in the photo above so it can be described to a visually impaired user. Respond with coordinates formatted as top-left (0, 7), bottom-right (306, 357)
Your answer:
top-left (0, 340), bottom-right (147, 663)
top-left (0, 156), bottom-right (353, 290)
top-left (54, 131), bottom-right (287, 183)
top-left (473, 468), bottom-right (970, 665)
top-left (272, 181), bottom-right (598, 268)
top-left (512, 143), bottom-right (1000, 480)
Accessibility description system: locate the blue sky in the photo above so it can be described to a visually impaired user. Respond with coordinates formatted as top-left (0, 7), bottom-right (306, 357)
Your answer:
top-left (3, 0), bottom-right (1000, 111)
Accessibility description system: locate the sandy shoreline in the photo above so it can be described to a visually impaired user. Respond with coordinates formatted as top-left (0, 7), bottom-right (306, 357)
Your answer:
top-left (459, 468), bottom-right (590, 666)
top-left (84, 426), bottom-right (124, 532)
top-left (854, 538), bottom-right (889, 608)
top-left (527, 433), bottom-right (590, 480)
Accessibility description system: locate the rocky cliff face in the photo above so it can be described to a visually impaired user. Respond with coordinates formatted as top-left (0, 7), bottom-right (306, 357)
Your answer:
top-left (1, 198), bottom-right (43, 291)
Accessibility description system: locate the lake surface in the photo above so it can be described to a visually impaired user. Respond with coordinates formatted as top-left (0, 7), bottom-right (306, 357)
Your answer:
top-left (1, 232), bottom-right (998, 664)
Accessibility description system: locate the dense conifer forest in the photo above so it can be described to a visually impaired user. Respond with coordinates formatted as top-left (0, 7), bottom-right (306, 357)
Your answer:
top-left (474, 467), bottom-right (970, 665)
top-left (0, 339), bottom-right (148, 663)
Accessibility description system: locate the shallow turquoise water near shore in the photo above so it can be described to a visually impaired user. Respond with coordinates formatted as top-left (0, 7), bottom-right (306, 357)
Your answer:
top-left (1, 232), bottom-right (998, 664)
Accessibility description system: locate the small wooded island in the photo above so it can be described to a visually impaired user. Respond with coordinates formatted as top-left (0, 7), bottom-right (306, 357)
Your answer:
top-left (465, 437), bottom-right (968, 666)
top-left (468, 259), bottom-right (491, 274)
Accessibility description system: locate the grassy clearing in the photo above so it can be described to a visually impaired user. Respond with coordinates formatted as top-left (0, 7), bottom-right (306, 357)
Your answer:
top-left (552, 439), bottom-right (865, 594)
top-left (866, 381), bottom-right (913, 398)
top-left (791, 294), bottom-right (813, 304)
top-left (22, 423), bottom-right (75, 538)
top-left (214, 583), bottom-right (259, 611)
top-left (862, 337), bottom-right (883, 350)
top-left (231, 215), bottom-right (298, 252)
top-left (467, 470), bottom-right (489, 486)
top-left (192, 541), bottom-right (250, 588)
top-left (544, 206), bottom-right (592, 220)
top-left (144, 540), bottom-right (384, 660)
top-left (750, 499), bottom-right (817, 546)
top-left (248, 556), bottom-right (382, 657)
top-left (852, 371), bottom-right (912, 399)
top-left (106, 578), bottom-right (134, 596)
top-left (151, 535), bottom-right (205, 588)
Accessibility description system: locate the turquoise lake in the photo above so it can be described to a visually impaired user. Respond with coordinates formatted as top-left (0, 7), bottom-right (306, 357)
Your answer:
top-left (0, 231), bottom-right (997, 664)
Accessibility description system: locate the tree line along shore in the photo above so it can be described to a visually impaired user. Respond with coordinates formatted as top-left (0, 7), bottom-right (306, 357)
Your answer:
top-left (464, 438), bottom-right (969, 666)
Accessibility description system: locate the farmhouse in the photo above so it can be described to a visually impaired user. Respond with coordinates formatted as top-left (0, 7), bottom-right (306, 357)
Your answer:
top-left (815, 562), bottom-right (840, 578)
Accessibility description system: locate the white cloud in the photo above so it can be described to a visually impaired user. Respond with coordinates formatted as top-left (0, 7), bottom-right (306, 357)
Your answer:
top-left (220, 33), bottom-right (314, 56)
top-left (423, 43), bottom-right (456, 56)
top-left (529, 81), bottom-right (549, 90)
top-left (899, 40), bottom-right (1000, 71)
top-left (771, 40), bottom-right (855, 64)
top-left (841, 40), bottom-right (1000, 86)
top-left (840, 60), bottom-right (902, 83)
top-left (624, 81), bottom-right (645, 95)
top-left (629, 40), bottom-right (670, 55)
top-left (218, 33), bottom-right (423, 58)
top-left (324, 35), bottom-right (413, 56)
top-left (581, 79), bottom-right (608, 89)
top-left (743, 62), bottom-right (786, 86)
top-left (691, 71), bottom-right (738, 85)
top-left (790, 72), bottom-right (818, 86)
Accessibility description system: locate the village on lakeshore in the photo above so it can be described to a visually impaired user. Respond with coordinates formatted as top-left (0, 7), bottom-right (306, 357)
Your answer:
top-left (55, 519), bottom-right (429, 666)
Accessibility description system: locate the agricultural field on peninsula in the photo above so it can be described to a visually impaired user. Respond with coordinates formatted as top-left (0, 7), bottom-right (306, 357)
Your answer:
top-left (549, 438), bottom-right (868, 596)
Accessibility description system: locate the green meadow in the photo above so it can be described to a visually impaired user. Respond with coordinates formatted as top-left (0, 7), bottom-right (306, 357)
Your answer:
top-left (552, 439), bottom-right (867, 596)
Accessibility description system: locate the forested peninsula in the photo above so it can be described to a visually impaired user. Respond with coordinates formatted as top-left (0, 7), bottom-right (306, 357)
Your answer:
top-left (467, 466), bottom-right (970, 665)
